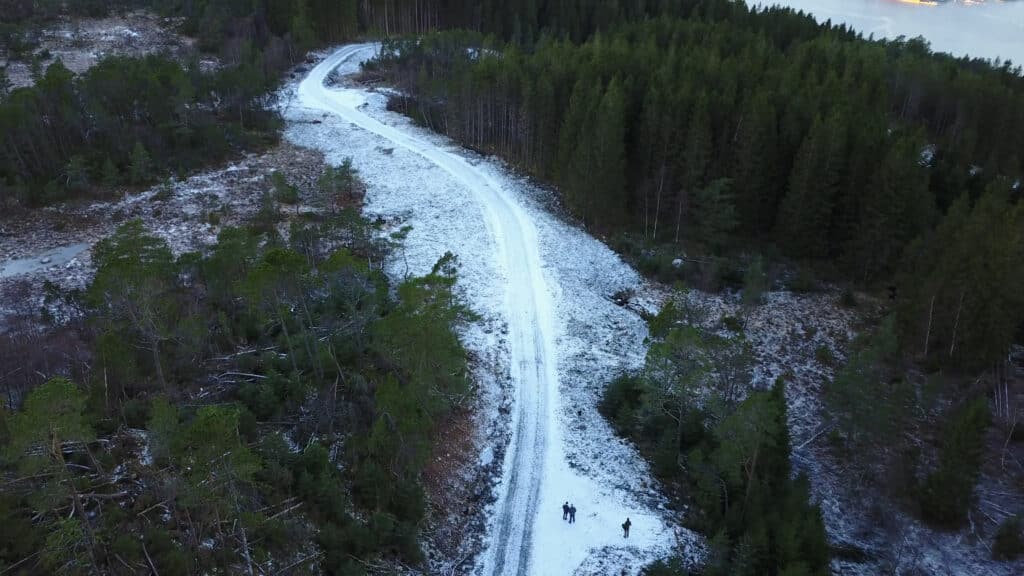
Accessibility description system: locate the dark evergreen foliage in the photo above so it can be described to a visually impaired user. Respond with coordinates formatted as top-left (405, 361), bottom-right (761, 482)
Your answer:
top-left (994, 517), bottom-right (1024, 561)
top-left (602, 306), bottom-right (829, 575)
top-left (0, 55), bottom-right (279, 205)
top-left (0, 195), bottom-right (471, 573)
top-left (919, 396), bottom-right (991, 526)
top-left (368, 1), bottom-right (1024, 368)
top-left (2, 1), bottom-right (1022, 571)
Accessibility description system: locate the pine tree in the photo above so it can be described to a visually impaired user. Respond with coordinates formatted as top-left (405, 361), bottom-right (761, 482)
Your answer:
top-left (317, 159), bottom-right (358, 211)
top-left (63, 154), bottom-right (89, 193)
top-left (942, 183), bottom-right (1023, 368)
top-left (88, 221), bottom-right (178, 391)
top-left (6, 378), bottom-right (100, 572)
top-left (825, 317), bottom-right (908, 448)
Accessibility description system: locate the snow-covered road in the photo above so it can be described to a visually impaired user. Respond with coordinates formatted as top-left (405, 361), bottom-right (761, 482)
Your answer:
top-left (289, 45), bottom-right (682, 575)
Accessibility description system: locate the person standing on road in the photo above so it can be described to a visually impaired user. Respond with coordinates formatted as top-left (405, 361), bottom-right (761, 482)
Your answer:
top-left (569, 504), bottom-right (576, 524)
top-left (562, 502), bottom-right (570, 521)
top-left (622, 517), bottom-right (631, 538)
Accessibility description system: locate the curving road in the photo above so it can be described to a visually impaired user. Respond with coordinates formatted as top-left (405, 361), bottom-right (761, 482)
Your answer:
top-left (298, 44), bottom-right (557, 576)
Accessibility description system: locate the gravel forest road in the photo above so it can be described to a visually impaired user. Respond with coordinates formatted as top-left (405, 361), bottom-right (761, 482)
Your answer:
top-left (295, 44), bottom-right (675, 576)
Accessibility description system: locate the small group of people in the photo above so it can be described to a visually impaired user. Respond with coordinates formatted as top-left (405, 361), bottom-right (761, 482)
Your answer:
top-left (560, 501), bottom-right (632, 538)
top-left (561, 501), bottom-right (577, 523)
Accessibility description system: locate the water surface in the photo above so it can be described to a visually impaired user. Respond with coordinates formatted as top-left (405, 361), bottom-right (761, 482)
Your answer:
top-left (753, 0), bottom-right (1024, 66)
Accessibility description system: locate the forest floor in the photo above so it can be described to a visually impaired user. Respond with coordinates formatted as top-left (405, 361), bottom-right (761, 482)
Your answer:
top-left (0, 10), bottom-right (206, 89)
top-left (661, 286), bottom-right (1024, 575)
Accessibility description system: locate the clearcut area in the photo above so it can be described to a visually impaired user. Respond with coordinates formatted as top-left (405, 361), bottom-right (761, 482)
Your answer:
top-left (285, 44), bottom-right (686, 576)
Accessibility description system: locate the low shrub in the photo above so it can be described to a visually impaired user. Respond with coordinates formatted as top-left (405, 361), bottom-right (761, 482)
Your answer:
top-left (815, 345), bottom-right (836, 366)
top-left (994, 516), bottom-right (1024, 560)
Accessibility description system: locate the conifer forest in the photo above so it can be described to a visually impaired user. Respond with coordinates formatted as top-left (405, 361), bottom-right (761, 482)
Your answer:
top-left (1, 1), bottom-right (1022, 575)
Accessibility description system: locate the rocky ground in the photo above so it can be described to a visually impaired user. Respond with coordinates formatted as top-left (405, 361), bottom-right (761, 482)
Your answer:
top-left (1, 10), bottom-right (209, 89)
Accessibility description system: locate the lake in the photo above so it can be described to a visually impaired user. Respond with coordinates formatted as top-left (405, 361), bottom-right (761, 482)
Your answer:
top-left (751, 0), bottom-right (1024, 66)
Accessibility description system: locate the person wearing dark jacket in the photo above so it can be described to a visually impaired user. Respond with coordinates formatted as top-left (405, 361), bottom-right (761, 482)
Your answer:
top-left (562, 502), bottom-right (570, 520)
top-left (622, 517), bottom-right (631, 538)
top-left (569, 504), bottom-right (576, 523)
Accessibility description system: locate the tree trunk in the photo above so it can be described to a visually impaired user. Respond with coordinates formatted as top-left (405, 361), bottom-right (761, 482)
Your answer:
top-left (53, 434), bottom-right (101, 574)
top-left (923, 293), bottom-right (935, 357)
top-left (674, 187), bottom-right (686, 244)
top-left (152, 339), bottom-right (167, 392)
top-left (653, 164), bottom-right (665, 242)
top-left (744, 444), bottom-right (759, 503)
top-left (949, 291), bottom-right (965, 359)
top-left (70, 486), bottom-right (102, 574)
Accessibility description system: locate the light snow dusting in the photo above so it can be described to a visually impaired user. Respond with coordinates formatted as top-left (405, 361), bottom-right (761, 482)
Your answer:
top-left (284, 44), bottom-right (684, 576)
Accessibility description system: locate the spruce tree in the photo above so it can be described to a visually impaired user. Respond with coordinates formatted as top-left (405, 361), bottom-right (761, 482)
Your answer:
top-left (560, 75), bottom-right (602, 224)
top-left (920, 397), bottom-right (991, 526)
top-left (101, 157), bottom-right (119, 188)
top-left (0, 65), bottom-right (10, 98)
top-left (898, 181), bottom-right (1024, 369)
top-left (853, 130), bottom-right (933, 279)
top-left (591, 76), bottom-right (627, 227)
top-left (775, 113), bottom-right (846, 259)
top-left (946, 183), bottom-right (1024, 368)
top-left (733, 95), bottom-right (779, 235)
top-left (692, 178), bottom-right (737, 251)
top-left (290, 0), bottom-right (317, 57)
top-left (639, 66), bottom-right (679, 242)
top-left (128, 142), bottom-right (151, 186)
top-left (742, 256), bottom-right (767, 308)
top-left (675, 93), bottom-right (712, 243)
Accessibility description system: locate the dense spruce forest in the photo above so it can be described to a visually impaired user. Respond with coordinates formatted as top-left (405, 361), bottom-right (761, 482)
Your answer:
top-left (370, 4), bottom-right (1024, 373)
top-left (2, 0), bottom-right (1024, 574)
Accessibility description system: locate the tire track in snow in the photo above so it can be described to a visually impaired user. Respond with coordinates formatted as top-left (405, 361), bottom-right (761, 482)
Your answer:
top-left (298, 44), bottom-right (555, 576)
